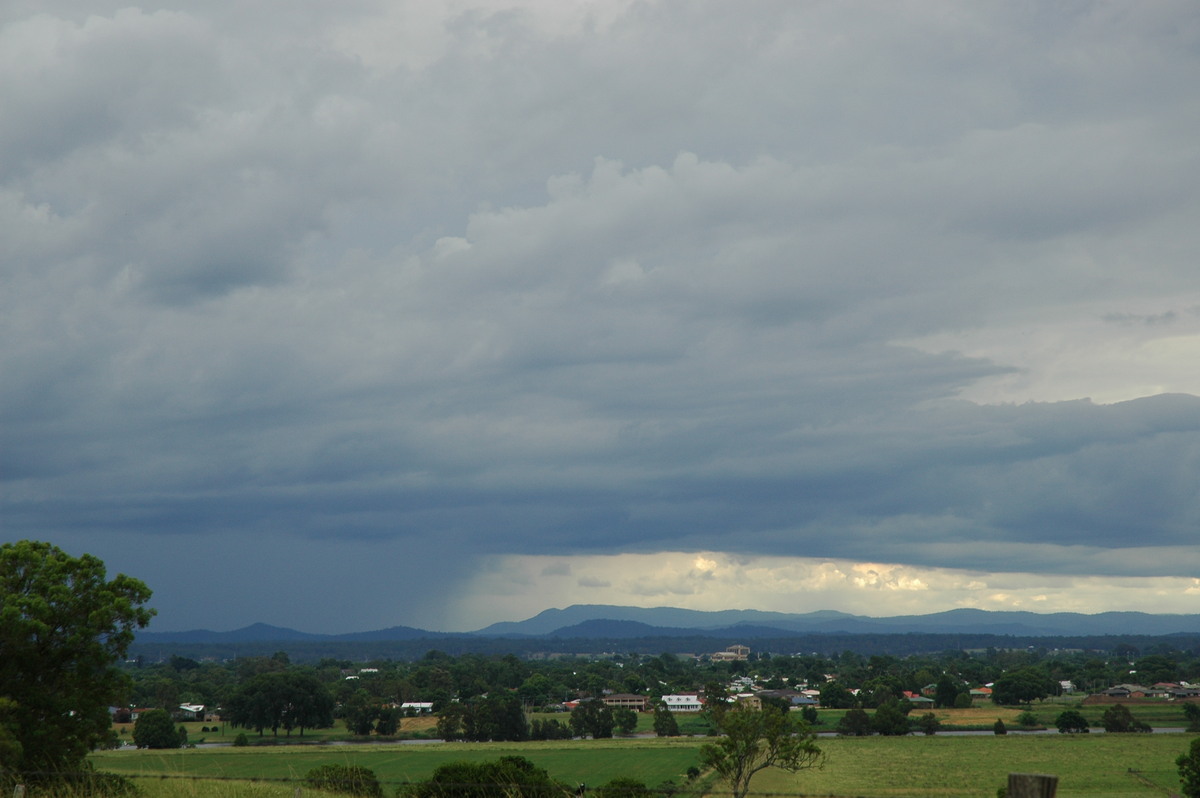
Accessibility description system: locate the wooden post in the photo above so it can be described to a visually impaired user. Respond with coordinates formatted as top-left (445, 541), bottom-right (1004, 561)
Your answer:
top-left (1007, 773), bottom-right (1057, 798)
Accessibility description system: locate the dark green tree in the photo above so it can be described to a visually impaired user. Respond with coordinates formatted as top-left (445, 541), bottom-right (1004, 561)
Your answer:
top-left (871, 698), bottom-right (912, 736)
top-left (462, 694), bottom-right (528, 742)
top-left (0, 541), bottom-right (154, 777)
top-left (700, 706), bottom-right (824, 798)
top-left (917, 712), bottom-right (941, 735)
top-left (342, 689), bottom-right (378, 736)
top-left (1055, 709), bottom-right (1089, 733)
top-left (653, 702), bottom-right (680, 737)
top-left (836, 708), bottom-right (873, 736)
top-left (993, 719), bottom-right (1007, 735)
top-left (131, 709), bottom-right (182, 749)
top-left (613, 707), bottom-right (639, 735)
top-left (405, 755), bottom-right (567, 798)
top-left (1178, 737), bottom-right (1200, 798)
top-left (818, 682), bottom-right (856, 709)
top-left (226, 671), bottom-right (334, 737)
top-left (570, 699), bottom-right (615, 739)
top-left (1101, 703), bottom-right (1151, 733)
top-left (375, 706), bottom-right (400, 736)
top-left (934, 676), bottom-right (960, 708)
top-left (1185, 703), bottom-right (1200, 733)
top-left (991, 667), bottom-right (1055, 705)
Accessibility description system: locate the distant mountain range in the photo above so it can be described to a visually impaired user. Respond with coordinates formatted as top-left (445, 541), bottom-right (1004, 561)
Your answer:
top-left (135, 605), bottom-right (1200, 644)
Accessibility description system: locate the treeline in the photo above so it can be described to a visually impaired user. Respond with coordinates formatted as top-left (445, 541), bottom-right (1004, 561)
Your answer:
top-left (123, 640), bottom-right (1200, 737)
top-left (129, 631), bottom-right (1200, 664)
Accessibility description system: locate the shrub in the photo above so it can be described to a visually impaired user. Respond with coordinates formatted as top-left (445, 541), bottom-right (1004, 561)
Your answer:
top-left (954, 693), bottom-right (974, 709)
top-left (304, 764), bottom-right (384, 798)
top-left (1016, 711), bottom-right (1039, 728)
top-left (593, 777), bottom-right (653, 798)
top-left (993, 719), bottom-right (1007, 735)
top-left (1055, 710), bottom-right (1089, 734)
top-left (233, 732), bottom-right (250, 747)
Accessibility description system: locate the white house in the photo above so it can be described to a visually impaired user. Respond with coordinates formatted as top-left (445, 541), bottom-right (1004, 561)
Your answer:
top-left (661, 694), bottom-right (703, 712)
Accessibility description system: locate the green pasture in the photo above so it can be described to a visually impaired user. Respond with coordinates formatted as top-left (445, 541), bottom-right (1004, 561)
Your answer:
top-left (92, 731), bottom-right (1200, 797)
top-left (92, 738), bottom-right (703, 792)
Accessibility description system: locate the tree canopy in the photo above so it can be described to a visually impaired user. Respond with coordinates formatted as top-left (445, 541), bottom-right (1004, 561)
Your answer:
top-left (701, 706), bottom-right (824, 798)
top-left (0, 540), bottom-right (154, 778)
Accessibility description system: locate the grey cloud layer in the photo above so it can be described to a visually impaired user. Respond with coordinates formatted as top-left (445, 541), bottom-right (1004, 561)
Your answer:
top-left (3, 1), bottom-right (1200, 629)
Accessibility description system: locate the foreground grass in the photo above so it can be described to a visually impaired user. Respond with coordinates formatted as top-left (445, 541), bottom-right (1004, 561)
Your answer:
top-left (91, 731), bottom-right (1200, 798)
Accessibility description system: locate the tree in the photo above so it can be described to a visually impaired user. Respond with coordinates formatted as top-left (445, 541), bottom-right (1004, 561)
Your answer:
top-left (1184, 703), bottom-right (1200, 733)
top-left (613, 707), bottom-right (639, 735)
top-left (375, 706), bottom-right (400, 736)
top-left (405, 755), bottom-right (567, 798)
top-left (1101, 703), bottom-right (1151, 733)
top-left (0, 541), bottom-right (154, 777)
top-left (131, 709), bottom-right (182, 749)
top-left (1055, 709), bottom-right (1090, 733)
top-left (934, 676), bottom-right (960, 708)
top-left (653, 702), bottom-right (680, 737)
top-left (872, 698), bottom-right (912, 736)
top-left (917, 712), bottom-right (941, 735)
top-left (226, 672), bottom-right (334, 737)
top-left (343, 689), bottom-right (378, 736)
top-left (836, 708), bottom-right (873, 736)
top-left (1178, 737), bottom-right (1200, 798)
top-left (700, 706), bottom-right (824, 798)
top-left (991, 667), bottom-right (1054, 705)
top-left (570, 699), bottom-right (614, 739)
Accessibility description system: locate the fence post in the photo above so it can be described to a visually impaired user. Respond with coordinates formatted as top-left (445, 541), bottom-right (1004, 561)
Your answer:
top-left (1007, 773), bottom-right (1057, 798)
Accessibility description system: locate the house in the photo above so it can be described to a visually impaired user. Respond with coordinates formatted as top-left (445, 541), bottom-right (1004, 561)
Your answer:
top-left (399, 702), bottom-right (433, 714)
top-left (661, 694), bottom-right (704, 712)
top-left (602, 694), bottom-right (648, 711)
top-left (711, 644), bottom-right (751, 662)
top-left (177, 704), bottom-right (207, 721)
top-left (733, 693), bottom-right (762, 710)
top-left (902, 691), bottom-right (934, 706)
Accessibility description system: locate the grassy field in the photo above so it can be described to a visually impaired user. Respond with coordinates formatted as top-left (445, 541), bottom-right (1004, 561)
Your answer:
top-left (91, 730), bottom-right (1200, 798)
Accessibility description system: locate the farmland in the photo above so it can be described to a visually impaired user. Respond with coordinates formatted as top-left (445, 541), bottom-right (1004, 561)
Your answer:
top-left (91, 729), bottom-right (1198, 797)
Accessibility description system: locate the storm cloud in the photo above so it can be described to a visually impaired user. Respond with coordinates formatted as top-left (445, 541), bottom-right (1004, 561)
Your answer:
top-left (3, 1), bottom-right (1200, 632)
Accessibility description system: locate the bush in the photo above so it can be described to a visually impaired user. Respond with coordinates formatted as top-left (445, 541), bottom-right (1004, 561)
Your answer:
top-left (954, 693), bottom-right (974, 709)
top-left (232, 732), bottom-right (249, 747)
top-left (1055, 710), bottom-right (1089, 734)
top-left (404, 756), bottom-right (565, 798)
top-left (993, 719), bottom-right (1007, 735)
top-left (593, 777), bottom-right (654, 798)
top-left (917, 712), bottom-right (940, 735)
top-left (304, 764), bottom-right (384, 798)
top-left (1016, 711), bottom-right (1039, 728)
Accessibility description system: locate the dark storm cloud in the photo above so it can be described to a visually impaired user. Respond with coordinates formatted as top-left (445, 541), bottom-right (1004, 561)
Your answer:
top-left (3, 1), bottom-right (1200, 631)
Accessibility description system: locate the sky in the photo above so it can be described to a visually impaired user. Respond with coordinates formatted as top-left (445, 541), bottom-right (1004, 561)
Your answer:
top-left (4, 1), bottom-right (1200, 634)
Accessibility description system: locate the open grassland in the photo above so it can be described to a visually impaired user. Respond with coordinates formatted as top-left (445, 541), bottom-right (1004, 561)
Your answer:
top-left (92, 738), bottom-right (703, 793)
top-left (92, 731), bottom-right (1198, 798)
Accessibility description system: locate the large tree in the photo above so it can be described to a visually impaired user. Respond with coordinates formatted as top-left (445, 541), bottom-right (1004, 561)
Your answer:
top-left (701, 706), bottom-right (824, 798)
top-left (0, 541), bottom-right (154, 778)
top-left (226, 671), bottom-right (334, 736)
top-left (131, 709), bottom-right (182, 749)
